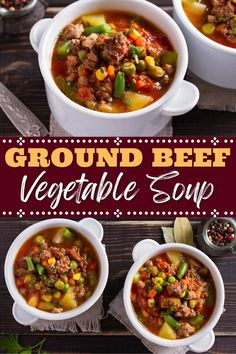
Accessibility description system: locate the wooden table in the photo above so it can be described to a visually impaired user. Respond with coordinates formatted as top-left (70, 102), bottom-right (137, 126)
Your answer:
top-left (0, 219), bottom-right (236, 353)
top-left (0, 0), bottom-right (236, 136)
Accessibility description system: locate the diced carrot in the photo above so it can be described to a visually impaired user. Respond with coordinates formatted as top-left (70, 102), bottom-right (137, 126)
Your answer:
top-left (33, 246), bottom-right (39, 254)
top-left (69, 278), bottom-right (75, 286)
top-left (135, 36), bottom-right (146, 46)
top-left (42, 261), bottom-right (48, 267)
top-left (148, 289), bottom-right (157, 299)
top-left (216, 24), bottom-right (227, 32)
top-left (107, 65), bottom-right (115, 78)
top-left (142, 309), bottom-right (149, 318)
top-left (16, 279), bottom-right (24, 287)
top-left (136, 80), bottom-right (146, 90)
top-left (141, 272), bottom-right (149, 280)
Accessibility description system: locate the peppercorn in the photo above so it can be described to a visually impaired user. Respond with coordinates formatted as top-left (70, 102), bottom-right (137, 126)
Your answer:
top-left (207, 219), bottom-right (235, 247)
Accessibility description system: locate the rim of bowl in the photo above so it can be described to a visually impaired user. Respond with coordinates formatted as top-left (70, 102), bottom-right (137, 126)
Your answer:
top-left (173, 0), bottom-right (236, 55)
top-left (38, 0), bottom-right (188, 120)
top-left (4, 218), bottom-right (109, 321)
top-left (124, 243), bottom-right (225, 347)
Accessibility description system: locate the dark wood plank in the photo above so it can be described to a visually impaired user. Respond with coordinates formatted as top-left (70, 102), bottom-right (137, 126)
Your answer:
top-left (1, 334), bottom-right (236, 354)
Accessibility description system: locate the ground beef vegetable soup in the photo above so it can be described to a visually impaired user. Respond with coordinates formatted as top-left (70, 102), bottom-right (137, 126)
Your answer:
top-left (51, 11), bottom-right (178, 113)
top-left (14, 228), bottom-right (99, 313)
top-left (183, 0), bottom-right (236, 48)
top-left (131, 251), bottom-right (215, 339)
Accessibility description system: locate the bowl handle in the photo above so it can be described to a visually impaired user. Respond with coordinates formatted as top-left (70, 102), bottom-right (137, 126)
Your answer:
top-left (161, 80), bottom-right (199, 117)
top-left (188, 330), bottom-right (215, 353)
top-left (30, 18), bottom-right (52, 53)
top-left (13, 302), bottom-right (38, 326)
top-left (132, 239), bottom-right (159, 262)
top-left (78, 218), bottom-right (104, 242)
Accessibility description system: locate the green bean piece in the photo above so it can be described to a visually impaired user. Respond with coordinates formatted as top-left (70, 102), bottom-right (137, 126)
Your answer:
top-left (202, 23), bottom-right (215, 35)
top-left (26, 256), bottom-right (35, 272)
top-left (190, 315), bottom-right (204, 327)
top-left (164, 314), bottom-right (180, 330)
top-left (78, 49), bottom-right (88, 62)
top-left (177, 262), bottom-right (189, 279)
top-left (232, 27), bottom-right (236, 35)
top-left (57, 40), bottom-right (71, 56)
top-left (114, 71), bottom-right (125, 98)
top-left (137, 60), bottom-right (147, 72)
top-left (122, 62), bottom-right (136, 76)
top-left (135, 46), bottom-right (146, 59)
top-left (63, 283), bottom-right (70, 292)
top-left (54, 279), bottom-right (65, 290)
top-left (36, 263), bottom-right (45, 276)
top-left (62, 228), bottom-right (73, 240)
top-left (34, 235), bottom-right (45, 245)
top-left (161, 51), bottom-right (178, 65)
top-left (83, 23), bottom-right (111, 35)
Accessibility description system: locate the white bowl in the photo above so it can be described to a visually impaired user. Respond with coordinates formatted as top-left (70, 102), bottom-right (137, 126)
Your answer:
top-left (173, 0), bottom-right (236, 89)
top-left (4, 218), bottom-right (109, 325)
top-left (124, 240), bottom-right (225, 353)
top-left (29, 0), bottom-right (199, 136)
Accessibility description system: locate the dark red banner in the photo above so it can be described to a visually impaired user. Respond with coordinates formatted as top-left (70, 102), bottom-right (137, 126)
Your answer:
top-left (0, 136), bottom-right (235, 218)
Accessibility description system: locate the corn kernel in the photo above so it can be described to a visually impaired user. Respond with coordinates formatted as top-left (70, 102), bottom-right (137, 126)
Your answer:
top-left (73, 273), bottom-right (81, 281)
top-left (53, 291), bottom-right (62, 299)
top-left (145, 56), bottom-right (155, 67)
top-left (24, 275), bottom-right (32, 284)
top-left (180, 291), bottom-right (186, 298)
top-left (153, 277), bottom-right (163, 285)
top-left (129, 28), bottom-right (141, 40)
top-left (42, 294), bottom-right (52, 303)
top-left (48, 257), bottom-right (56, 266)
top-left (96, 67), bottom-right (108, 81)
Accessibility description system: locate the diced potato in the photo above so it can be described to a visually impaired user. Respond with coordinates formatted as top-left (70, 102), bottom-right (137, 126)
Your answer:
top-left (81, 14), bottom-right (106, 27)
top-left (166, 251), bottom-right (184, 266)
top-left (123, 91), bottom-right (152, 111)
top-left (183, 0), bottom-right (206, 16)
top-left (159, 321), bottom-right (177, 339)
top-left (38, 301), bottom-right (55, 311)
top-left (53, 229), bottom-right (64, 244)
top-left (98, 102), bottom-right (114, 113)
top-left (59, 287), bottom-right (77, 310)
top-left (28, 294), bottom-right (39, 308)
